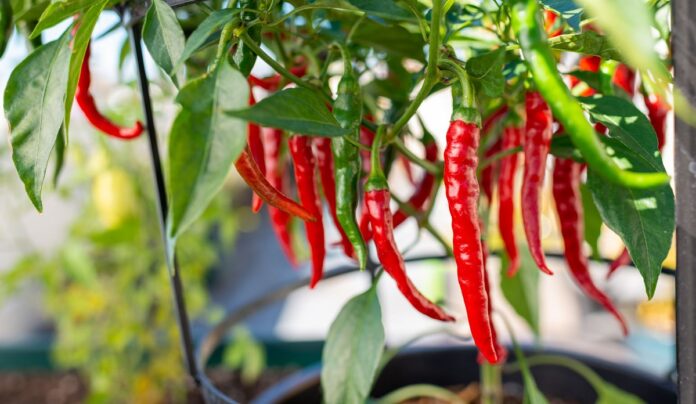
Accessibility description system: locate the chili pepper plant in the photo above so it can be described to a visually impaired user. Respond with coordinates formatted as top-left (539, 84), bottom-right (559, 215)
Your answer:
top-left (0, 0), bottom-right (676, 402)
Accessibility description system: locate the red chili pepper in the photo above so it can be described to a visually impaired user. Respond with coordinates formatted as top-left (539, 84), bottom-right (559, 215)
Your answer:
top-left (247, 89), bottom-right (265, 212)
top-left (234, 145), bottom-right (314, 221)
top-left (498, 125), bottom-right (523, 276)
top-left (521, 92), bottom-right (553, 275)
top-left (480, 106), bottom-right (508, 202)
top-left (358, 125), bottom-right (376, 241)
top-left (607, 248), bottom-right (631, 279)
top-left (391, 135), bottom-right (438, 229)
top-left (480, 242), bottom-right (507, 363)
top-left (248, 65), bottom-right (308, 91)
top-left (76, 44), bottom-right (144, 140)
top-left (314, 137), bottom-right (354, 258)
top-left (400, 155), bottom-right (416, 185)
top-left (289, 135), bottom-right (325, 288)
top-left (366, 128), bottom-right (454, 322)
top-left (260, 128), bottom-right (298, 265)
top-left (544, 10), bottom-right (563, 38)
top-left (644, 92), bottom-right (669, 150)
top-left (613, 64), bottom-right (636, 97)
top-left (445, 117), bottom-right (500, 363)
top-left (568, 56), bottom-right (600, 95)
top-left (552, 158), bottom-right (628, 335)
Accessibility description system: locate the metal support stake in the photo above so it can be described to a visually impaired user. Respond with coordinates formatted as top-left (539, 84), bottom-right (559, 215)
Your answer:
top-left (674, 0), bottom-right (696, 401)
top-left (129, 22), bottom-right (200, 384)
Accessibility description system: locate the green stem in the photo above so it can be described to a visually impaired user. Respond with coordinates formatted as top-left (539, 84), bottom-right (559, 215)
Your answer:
top-left (477, 146), bottom-right (522, 174)
top-left (505, 355), bottom-right (605, 392)
top-left (391, 195), bottom-right (454, 257)
top-left (388, 0), bottom-right (443, 141)
top-left (480, 362), bottom-right (503, 404)
top-left (377, 384), bottom-right (465, 404)
top-left (370, 126), bottom-right (386, 180)
top-left (394, 138), bottom-right (442, 175)
top-left (214, 21), bottom-right (236, 67)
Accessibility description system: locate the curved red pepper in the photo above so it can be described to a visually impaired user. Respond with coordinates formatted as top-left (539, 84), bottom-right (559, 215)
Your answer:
top-left (289, 135), bottom-right (325, 288)
top-left (444, 119), bottom-right (500, 364)
top-left (521, 92), bottom-right (553, 275)
top-left (247, 89), bottom-right (265, 212)
top-left (480, 106), bottom-right (508, 202)
top-left (607, 248), bottom-right (631, 279)
top-left (481, 242), bottom-right (507, 363)
top-left (613, 64), bottom-right (636, 97)
top-left (644, 93), bottom-right (669, 150)
top-left (498, 125), bottom-right (523, 276)
top-left (76, 45), bottom-right (144, 140)
top-left (552, 158), bottom-right (628, 335)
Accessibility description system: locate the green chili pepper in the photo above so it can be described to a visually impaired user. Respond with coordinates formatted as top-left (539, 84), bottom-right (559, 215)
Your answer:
top-left (510, 0), bottom-right (669, 189)
top-left (332, 46), bottom-right (368, 269)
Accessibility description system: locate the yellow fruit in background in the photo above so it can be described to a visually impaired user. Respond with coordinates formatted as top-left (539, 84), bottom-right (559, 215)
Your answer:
top-left (92, 169), bottom-right (137, 229)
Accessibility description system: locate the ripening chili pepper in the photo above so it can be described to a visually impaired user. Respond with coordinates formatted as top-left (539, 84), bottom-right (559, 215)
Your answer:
top-left (260, 128), bottom-right (298, 266)
top-left (290, 135), bottom-right (325, 288)
top-left (613, 64), bottom-right (636, 97)
top-left (643, 91), bottom-right (669, 150)
top-left (247, 89), bottom-right (265, 212)
top-left (357, 125), bottom-right (376, 241)
top-left (314, 137), bottom-right (354, 258)
top-left (76, 44), bottom-right (144, 140)
top-left (607, 248), bottom-right (631, 279)
top-left (391, 133), bottom-right (438, 229)
top-left (552, 157), bottom-right (628, 335)
top-left (234, 145), bottom-right (315, 222)
top-left (480, 242), bottom-right (507, 363)
top-left (543, 10), bottom-right (563, 38)
top-left (521, 92), bottom-right (554, 275)
top-left (332, 47), bottom-right (368, 269)
top-left (480, 105), bottom-right (508, 203)
top-left (366, 127), bottom-right (454, 322)
top-left (510, 0), bottom-right (668, 189)
top-left (248, 66), bottom-right (308, 91)
top-left (444, 78), bottom-right (500, 364)
top-left (498, 125), bottom-right (523, 276)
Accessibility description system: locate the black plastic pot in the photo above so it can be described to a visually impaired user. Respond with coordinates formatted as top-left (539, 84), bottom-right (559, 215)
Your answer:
top-left (251, 346), bottom-right (676, 404)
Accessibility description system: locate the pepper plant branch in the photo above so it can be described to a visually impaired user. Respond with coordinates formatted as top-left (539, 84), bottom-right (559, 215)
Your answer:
top-left (478, 146), bottom-right (522, 173)
top-left (393, 138), bottom-right (442, 175)
top-left (391, 195), bottom-right (454, 257)
top-left (388, 0), bottom-right (443, 141)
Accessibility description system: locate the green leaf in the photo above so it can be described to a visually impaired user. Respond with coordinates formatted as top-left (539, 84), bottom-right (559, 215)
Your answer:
top-left (574, 0), bottom-right (668, 83)
top-left (143, 0), bottom-right (185, 84)
top-left (172, 8), bottom-right (238, 74)
top-left (580, 183), bottom-right (602, 260)
top-left (587, 140), bottom-right (674, 298)
top-left (540, 0), bottom-right (583, 31)
top-left (466, 48), bottom-right (505, 98)
top-left (30, 0), bottom-right (93, 38)
top-left (321, 287), bottom-right (384, 404)
top-left (227, 88), bottom-right (350, 137)
top-left (500, 242), bottom-right (540, 336)
top-left (0, 0), bottom-right (12, 57)
top-left (580, 95), bottom-right (662, 168)
top-left (3, 27), bottom-right (72, 211)
top-left (168, 60), bottom-right (248, 238)
top-left (567, 69), bottom-right (601, 93)
top-left (510, 336), bottom-right (548, 404)
top-left (10, 0), bottom-right (50, 22)
top-left (548, 31), bottom-right (623, 61)
top-left (350, 18), bottom-right (425, 61)
top-left (549, 134), bottom-right (583, 162)
top-left (65, 0), bottom-right (109, 137)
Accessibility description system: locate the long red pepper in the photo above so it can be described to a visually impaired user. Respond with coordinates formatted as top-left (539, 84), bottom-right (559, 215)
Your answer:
top-left (552, 158), bottom-right (628, 335)
top-left (289, 135), bottom-right (325, 288)
top-left (261, 128), bottom-right (297, 266)
top-left (613, 64), bottom-right (636, 97)
top-left (76, 45), bottom-right (144, 140)
top-left (644, 92), bottom-right (669, 150)
top-left (480, 106), bottom-right (508, 203)
top-left (247, 89), bottom-right (265, 212)
top-left (366, 128), bottom-right (454, 322)
top-left (498, 125), bottom-right (523, 276)
top-left (248, 65), bottom-right (308, 91)
top-left (314, 137), bottom-right (354, 257)
top-left (481, 242), bottom-right (507, 363)
top-left (445, 116), bottom-right (500, 363)
top-left (521, 92), bottom-right (553, 275)
top-left (391, 134), bottom-right (438, 229)
top-left (234, 146), bottom-right (314, 222)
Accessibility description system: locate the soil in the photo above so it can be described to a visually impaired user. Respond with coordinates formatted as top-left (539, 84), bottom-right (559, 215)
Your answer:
top-left (0, 368), bottom-right (296, 404)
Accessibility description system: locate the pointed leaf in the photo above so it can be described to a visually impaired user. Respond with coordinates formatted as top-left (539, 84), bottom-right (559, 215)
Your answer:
top-left (168, 60), bottom-right (248, 238)
top-left (580, 183), bottom-right (602, 260)
top-left (30, 0), bottom-right (94, 38)
top-left (172, 8), bottom-right (238, 74)
top-left (227, 87), bottom-right (350, 137)
top-left (321, 287), bottom-right (384, 404)
top-left (143, 0), bottom-right (185, 84)
top-left (0, 0), bottom-right (12, 57)
top-left (548, 31), bottom-right (623, 61)
top-left (4, 27), bottom-right (72, 211)
top-left (587, 139), bottom-right (674, 298)
top-left (501, 242), bottom-right (540, 336)
top-left (466, 48), bottom-right (505, 98)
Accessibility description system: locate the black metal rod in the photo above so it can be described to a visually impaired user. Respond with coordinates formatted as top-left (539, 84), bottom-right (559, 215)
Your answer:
top-left (129, 22), bottom-right (200, 384)
top-left (673, 0), bottom-right (696, 401)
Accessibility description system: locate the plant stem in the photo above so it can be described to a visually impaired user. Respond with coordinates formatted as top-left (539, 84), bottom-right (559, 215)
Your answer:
top-left (394, 138), bottom-right (442, 175)
top-left (392, 195), bottom-right (453, 257)
top-left (480, 362), bottom-right (503, 404)
top-left (214, 21), bottom-right (236, 68)
top-left (477, 146), bottom-right (522, 173)
top-left (388, 0), bottom-right (443, 141)
top-left (377, 384), bottom-right (465, 404)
